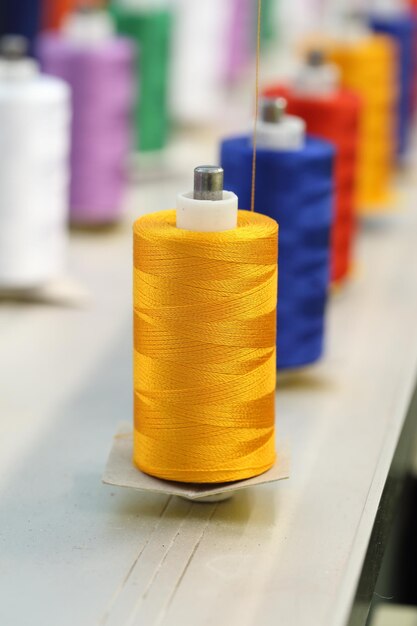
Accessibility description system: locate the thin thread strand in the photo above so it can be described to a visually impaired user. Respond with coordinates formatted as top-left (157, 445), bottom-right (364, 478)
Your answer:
top-left (250, 0), bottom-right (262, 213)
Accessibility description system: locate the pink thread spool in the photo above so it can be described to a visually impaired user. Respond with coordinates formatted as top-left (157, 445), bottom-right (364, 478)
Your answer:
top-left (38, 10), bottom-right (134, 225)
top-left (226, 0), bottom-right (254, 84)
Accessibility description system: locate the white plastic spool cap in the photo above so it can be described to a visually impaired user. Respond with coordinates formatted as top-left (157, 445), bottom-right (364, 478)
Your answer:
top-left (256, 97), bottom-right (305, 151)
top-left (293, 49), bottom-right (340, 96)
top-left (176, 166), bottom-right (238, 232)
top-left (0, 35), bottom-right (38, 80)
top-left (62, 6), bottom-right (114, 44)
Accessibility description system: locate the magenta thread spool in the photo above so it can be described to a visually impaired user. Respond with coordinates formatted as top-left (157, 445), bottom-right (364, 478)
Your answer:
top-left (37, 9), bottom-right (134, 225)
top-left (226, 0), bottom-right (254, 84)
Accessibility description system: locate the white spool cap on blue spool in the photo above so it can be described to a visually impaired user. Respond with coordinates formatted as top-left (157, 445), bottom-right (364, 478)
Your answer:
top-left (256, 97), bottom-right (306, 151)
top-left (0, 35), bottom-right (71, 290)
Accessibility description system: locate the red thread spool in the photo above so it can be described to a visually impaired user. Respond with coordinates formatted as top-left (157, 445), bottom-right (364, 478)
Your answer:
top-left (42, 0), bottom-right (104, 30)
top-left (42, 0), bottom-right (78, 30)
top-left (263, 84), bottom-right (361, 284)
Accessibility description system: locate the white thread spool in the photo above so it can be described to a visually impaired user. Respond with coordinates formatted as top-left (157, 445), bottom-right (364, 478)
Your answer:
top-left (0, 37), bottom-right (71, 289)
top-left (256, 97), bottom-right (306, 151)
top-left (169, 0), bottom-right (231, 124)
top-left (177, 166), bottom-right (238, 502)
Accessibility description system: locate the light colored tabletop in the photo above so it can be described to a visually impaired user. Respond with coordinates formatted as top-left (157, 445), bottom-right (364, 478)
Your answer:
top-left (2, 153), bottom-right (417, 626)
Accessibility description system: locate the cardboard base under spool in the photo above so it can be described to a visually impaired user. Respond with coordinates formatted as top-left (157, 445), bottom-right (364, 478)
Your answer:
top-left (102, 422), bottom-right (290, 502)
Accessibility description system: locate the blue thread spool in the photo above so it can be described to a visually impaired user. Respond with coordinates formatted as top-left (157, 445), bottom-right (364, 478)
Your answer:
top-left (0, 0), bottom-right (41, 55)
top-left (221, 98), bottom-right (334, 370)
top-left (369, 12), bottom-right (416, 157)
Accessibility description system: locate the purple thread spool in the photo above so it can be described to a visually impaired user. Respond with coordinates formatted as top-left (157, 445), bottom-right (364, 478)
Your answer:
top-left (226, 0), bottom-right (254, 84)
top-left (38, 31), bottom-right (134, 225)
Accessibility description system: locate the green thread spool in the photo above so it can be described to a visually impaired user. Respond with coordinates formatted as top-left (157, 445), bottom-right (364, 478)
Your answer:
top-left (111, 4), bottom-right (171, 152)
top-left (260, 0), bottom-right (277, 47)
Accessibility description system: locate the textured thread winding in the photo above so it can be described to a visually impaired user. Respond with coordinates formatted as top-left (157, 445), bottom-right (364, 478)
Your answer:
top-left (370, 13), bottom-right (416, 157)
top-left (221, 136), bottom-right (333, 370)
top-left (112, 5), bottom-right (171, 152)
top-left (329, 35), bottom-right (397, 213)
top-left (133, 210), bottom-right (278, 483)
top-left (38, 33), bottom-right (134, 224)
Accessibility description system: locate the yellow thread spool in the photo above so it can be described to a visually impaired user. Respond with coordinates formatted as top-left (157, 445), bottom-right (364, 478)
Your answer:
top-left (329, 34), bottom-right (397, 214)
top-left (132, 204), bottom-right (278, 484)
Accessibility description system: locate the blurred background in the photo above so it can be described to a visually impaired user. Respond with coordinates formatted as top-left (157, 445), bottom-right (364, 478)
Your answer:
top-left (1, 1), bottom-right (417, 625)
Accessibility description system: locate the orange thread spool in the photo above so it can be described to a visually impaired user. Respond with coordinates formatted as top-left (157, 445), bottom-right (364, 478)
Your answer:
top-left (329, 35), bottom-right (397, 213)
top-left (132, 209), bottom-right (278, 484)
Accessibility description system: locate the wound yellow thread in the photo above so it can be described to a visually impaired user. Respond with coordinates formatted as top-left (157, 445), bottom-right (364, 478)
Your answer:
top-left (133, 209), bottom-right (278, 484)
top-left (329, 35), bottom-right (397, 213)
top-left (251, 0), bottom-right (262, 213)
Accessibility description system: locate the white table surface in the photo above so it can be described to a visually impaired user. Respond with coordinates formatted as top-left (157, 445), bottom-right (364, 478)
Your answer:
top-left (2, 142), bottom-right (417, 626)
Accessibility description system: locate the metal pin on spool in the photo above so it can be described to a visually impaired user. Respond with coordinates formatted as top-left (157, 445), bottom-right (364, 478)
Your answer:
top-left (193, 165), bottom-right (224, 201)
top-left (260, 97), bottom-right (287, 124)
top-left (306, 48), bottom-right (325, 67)
top-left (0, 35), bottom-right (28, 60)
